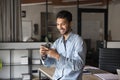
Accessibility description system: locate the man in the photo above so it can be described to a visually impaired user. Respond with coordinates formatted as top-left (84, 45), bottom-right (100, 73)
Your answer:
top-left (40, 10), bottom-right (86, 80)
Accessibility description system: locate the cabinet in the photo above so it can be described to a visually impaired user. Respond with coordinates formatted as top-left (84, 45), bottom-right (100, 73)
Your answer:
top-left (0, 42), bottom-right (48, 80)
top-left (41, 12), bottom-right (60, 42)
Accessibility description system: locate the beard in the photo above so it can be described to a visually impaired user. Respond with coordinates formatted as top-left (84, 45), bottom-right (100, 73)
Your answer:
top-left (58, 28), bottom-right (71, 35)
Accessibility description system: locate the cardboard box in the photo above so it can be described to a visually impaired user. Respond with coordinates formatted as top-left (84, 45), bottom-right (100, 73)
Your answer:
top-left (32, 59), bottom-right (40, 64)
top-left (21, 56), bottom-right (29, 64)
top-left (22, 73), bottom-right (30, 80)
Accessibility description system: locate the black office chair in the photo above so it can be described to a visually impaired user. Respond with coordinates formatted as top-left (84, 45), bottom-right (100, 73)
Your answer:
top-left (99, 48), bottom-right (120, 74)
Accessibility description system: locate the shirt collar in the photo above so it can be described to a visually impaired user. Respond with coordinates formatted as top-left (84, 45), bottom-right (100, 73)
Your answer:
top-left (60, 32), bottom-right (73, 43)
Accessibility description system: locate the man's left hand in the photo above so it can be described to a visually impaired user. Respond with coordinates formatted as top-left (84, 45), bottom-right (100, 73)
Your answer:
top-left (47, 49), bottom-right (60, 60)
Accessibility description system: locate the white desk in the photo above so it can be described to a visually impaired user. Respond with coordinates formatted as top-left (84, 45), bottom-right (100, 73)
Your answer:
top-left (38, 65), bottom-right (109, 80)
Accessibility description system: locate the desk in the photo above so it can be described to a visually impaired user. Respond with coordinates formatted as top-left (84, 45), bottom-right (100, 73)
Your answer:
top-left (38, 65), bottom-right (109, 80)
top-left (39, 66), bottom-right (54, 79)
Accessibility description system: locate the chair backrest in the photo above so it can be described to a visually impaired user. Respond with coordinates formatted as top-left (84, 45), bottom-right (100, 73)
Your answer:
top-left (99, 48), bottom-right (120, 74)
top-left (84, 39), bottom-right (91, 51)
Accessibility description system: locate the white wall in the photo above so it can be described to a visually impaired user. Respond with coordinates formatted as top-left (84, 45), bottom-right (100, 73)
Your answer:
top-left (22, 4), bottom-right (46, 40)
top-left (109, 3), bottom-right (120, 40)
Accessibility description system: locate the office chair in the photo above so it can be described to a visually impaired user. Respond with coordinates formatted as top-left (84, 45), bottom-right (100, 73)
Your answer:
top-left (99, 48), bottom-right (120, 74)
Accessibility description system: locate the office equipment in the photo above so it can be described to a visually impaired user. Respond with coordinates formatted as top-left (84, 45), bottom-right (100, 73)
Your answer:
top-left (99, 48), bottom-right (120, 74)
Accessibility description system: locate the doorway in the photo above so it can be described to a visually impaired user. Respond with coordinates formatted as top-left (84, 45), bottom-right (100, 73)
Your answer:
top-left (78, 8), bottom-right (108, 50)
top-left (78, 8), bottom-right (108, 66)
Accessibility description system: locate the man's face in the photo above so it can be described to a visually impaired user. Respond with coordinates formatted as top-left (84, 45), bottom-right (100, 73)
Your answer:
top-left (56, 18), bottom-right (71, 35)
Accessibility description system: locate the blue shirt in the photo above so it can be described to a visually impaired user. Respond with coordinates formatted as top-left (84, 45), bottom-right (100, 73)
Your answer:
top-left (43, 32), bottom-right (86, 80)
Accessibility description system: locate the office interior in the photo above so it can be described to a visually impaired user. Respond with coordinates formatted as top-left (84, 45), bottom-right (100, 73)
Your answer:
top-left (0, 0), bottom-right (120, 80)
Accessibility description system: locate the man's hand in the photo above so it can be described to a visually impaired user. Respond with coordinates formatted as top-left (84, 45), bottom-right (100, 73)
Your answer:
top-left (40, 46), bottom-right (49, 56)
top-left (40, 46), bottom-right (60, 60)
top-left (47, 49), bottom-right (60, 60)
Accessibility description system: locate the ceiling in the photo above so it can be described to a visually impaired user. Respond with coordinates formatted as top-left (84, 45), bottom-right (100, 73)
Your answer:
top-left (21, 0), bottom-right (112, 6)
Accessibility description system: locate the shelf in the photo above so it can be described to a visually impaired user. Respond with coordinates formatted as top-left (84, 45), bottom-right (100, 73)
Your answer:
top-left (32, 78), bottom-right (39, 80)
top-left (0, 78), bottom-right (22, 80)
top-left (3, 63), bottom-right (30, 66)
top-left (9, 78), bottom-right (22, 80)
top-left (0, 42), bottom-right (47, 49)
top-left (11, 63), bottom-right (29, 66)
top-left (0, 42), bottom-right (49, 79)
top-left (3, 63), bottom-right (11, 66)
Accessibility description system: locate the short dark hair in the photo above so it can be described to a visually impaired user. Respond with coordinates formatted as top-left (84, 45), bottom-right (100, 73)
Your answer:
top-left (56, 10), bottom-right (72, 22)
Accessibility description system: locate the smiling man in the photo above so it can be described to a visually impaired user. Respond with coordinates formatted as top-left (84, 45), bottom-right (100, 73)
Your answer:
top-left (40, 10), bottom-right (86, 80)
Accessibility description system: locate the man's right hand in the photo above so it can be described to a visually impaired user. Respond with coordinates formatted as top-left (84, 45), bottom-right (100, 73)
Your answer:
top-left (39, 45), bottom-right (49, 56)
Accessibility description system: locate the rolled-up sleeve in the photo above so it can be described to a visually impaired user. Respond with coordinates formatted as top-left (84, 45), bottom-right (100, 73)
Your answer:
top-left (42, 57), bottom-right (56, 67)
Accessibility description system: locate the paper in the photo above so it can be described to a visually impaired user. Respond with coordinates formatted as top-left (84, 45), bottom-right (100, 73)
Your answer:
top-left (84, 66), bottom-right (99, 70)
top-left (83, 66), bottom-right (107, 74)
top-left (94, 73), bottom-right (119, 80)
top-left (117, 69), bottom-right (120, 80)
